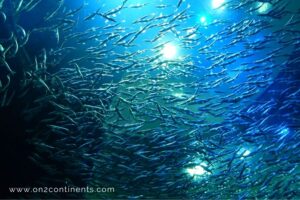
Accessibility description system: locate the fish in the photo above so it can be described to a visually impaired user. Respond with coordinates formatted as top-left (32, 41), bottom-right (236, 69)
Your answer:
top-left (23, 0), bottom-right (42, 12)
top-left (65, 4), bottom-right (84, 17)
top-left (0, 11), bottom-right (6, 23)
top-left (44, 0), bottom-right (64, 21)
top-left (84, 9), bottom-right (100, 21)
top-left (177, 0), bottom-right (184, 8)
top-left (0, 0), bottom-right (4, 8)
top-left (104, 0), bottom-right (129, 16)
top-left (0, 58), bottom-right (15, 75)
top-left (0, 0), bottom-right (300, 199)
top-left (0, 44), bottom-right (4, 52)
top-left (16, 0), bottom-right (24, 12)
top-left (127, 3), bottom-right (149, 9)
top-left (54, 28), bottom-right (60, 44)
top-left (97, 12), bottom-right (117, 23)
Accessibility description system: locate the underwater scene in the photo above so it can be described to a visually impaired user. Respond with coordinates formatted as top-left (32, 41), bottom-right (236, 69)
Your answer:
top-left (0, 0), bottom-right (300, 199)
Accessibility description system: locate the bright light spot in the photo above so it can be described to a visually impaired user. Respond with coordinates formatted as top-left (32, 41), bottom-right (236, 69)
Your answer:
top-left (186, 162), bottom-right (211, 178)
top-left (186, 28), bottom-right (195, 34)
top-left (212, 0), bottom-right (225, 9)
top-left (242, 150), bottom-right (251, 157)
top-left (200, 16), bottom-right (206, 23)
top-left (238, 148), bottom-right (251, 159)
top-left (161, 63), bottom-right (167, 67)
top-left (187, 165), bottom-right (207, 176)
top-left (257, 2), bottom-right (272, 14)
top-left (161, 43), bottom-right (177, 60)
top-left (280, 128), bottom-right (289, 135)
top-left (278, 127), bottom-right (290, 140)
top-left (173, 92), bottom-right (185, 98)
top-left (200, 16), bottom-right (208, 26)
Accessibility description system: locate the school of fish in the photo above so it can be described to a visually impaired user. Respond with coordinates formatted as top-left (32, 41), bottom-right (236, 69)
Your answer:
top-left (0, 0), bottom-right (299, 199)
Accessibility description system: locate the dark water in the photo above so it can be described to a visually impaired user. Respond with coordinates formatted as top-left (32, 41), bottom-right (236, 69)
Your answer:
top-left (0, 0), bottom-right (299, 199)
